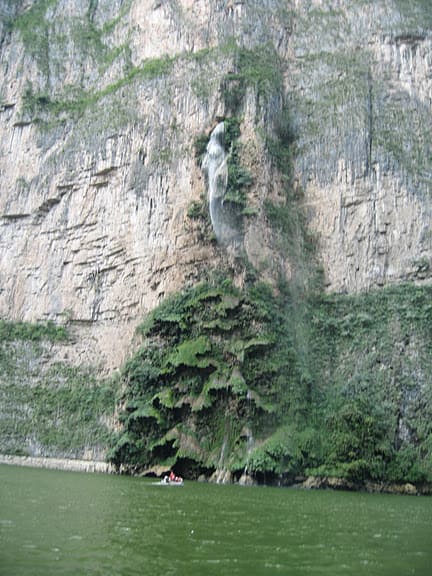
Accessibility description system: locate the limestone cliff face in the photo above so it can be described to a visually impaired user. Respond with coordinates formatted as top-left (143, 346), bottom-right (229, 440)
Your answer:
top-left (290, 1), bottom-right (432, 293)
top-left (0, 0), bottom-right (431, 372)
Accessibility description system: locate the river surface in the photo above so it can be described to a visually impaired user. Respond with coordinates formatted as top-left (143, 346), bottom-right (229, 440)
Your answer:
top-left (1, 464), bottom-right (431, 576)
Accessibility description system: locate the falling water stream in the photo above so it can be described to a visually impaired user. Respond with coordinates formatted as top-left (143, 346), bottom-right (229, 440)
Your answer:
top-left (239, 389), bottom-right (255, 484)
top-left (202, 122), bottom-right (242, 248)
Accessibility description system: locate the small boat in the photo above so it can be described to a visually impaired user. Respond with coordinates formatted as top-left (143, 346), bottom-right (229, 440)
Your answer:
top-left (152, 473), bottom-right (184, 486)
top-left (158, 478), bottom-right (184, 486)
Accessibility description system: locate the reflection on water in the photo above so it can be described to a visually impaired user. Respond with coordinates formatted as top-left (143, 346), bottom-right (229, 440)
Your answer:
top-left (0, 464), bottom-right (431, 575)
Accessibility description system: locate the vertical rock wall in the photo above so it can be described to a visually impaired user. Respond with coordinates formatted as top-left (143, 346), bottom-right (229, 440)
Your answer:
top-left (288, 0), bottom-right (432, 291)
top-left (0, 0), bottom-right (431, 372)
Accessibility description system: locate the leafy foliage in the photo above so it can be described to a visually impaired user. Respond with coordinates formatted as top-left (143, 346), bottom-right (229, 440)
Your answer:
top-left (0, 319), bottom-right (68, 342)
top-left (109, 277), bottom-right (307, 476)
top-left (306, 284), bottom-right (432, 484)
top-left (21, 55), bottom-right (173, 125)
top-left (0, 322), bottom-right (116, 457)
top-left (10, 0), bottom-right (57, 75)
top-left (223, 45), bottom-right (283, 113)
top-left (111, 281), bottom-right (432, 486)
top-left (225, 143), bottom-right (253, 209)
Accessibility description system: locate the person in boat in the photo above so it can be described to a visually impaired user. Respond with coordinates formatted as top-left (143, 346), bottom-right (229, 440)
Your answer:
top-left (168, 470), bottom-right (182, 483)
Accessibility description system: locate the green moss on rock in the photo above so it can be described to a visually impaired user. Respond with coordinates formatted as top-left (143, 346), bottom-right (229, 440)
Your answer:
top-left (0, 321), bottom-right (116, 458)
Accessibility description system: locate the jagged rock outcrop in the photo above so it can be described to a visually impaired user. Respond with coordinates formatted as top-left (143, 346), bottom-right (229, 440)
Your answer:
top-left (0, 0), bottom-right (431, 374)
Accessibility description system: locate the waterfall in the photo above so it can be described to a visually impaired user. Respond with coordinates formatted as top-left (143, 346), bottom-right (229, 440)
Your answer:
top-left (202, 122), bottom-right (227, 236)
top-left (214, 434), bottom-right (230, 484)
top-left (202, 122), bottom-right (242, 248)
top-left (212, 431), bottom-right (233, 484)
top-left (239, 389), bottom-right (255, 485)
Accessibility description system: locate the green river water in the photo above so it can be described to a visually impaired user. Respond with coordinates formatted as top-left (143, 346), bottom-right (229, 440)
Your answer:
top-left (0, 464), bottom-right (431, 576)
